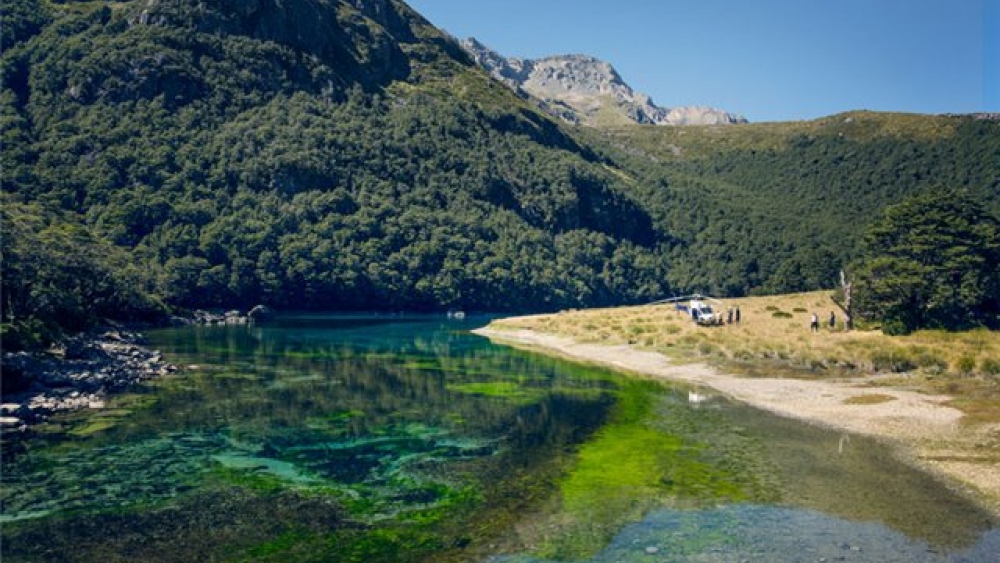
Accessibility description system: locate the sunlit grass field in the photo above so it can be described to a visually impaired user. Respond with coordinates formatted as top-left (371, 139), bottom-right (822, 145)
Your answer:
top-left (488, 291), bottom-right (1000, 418)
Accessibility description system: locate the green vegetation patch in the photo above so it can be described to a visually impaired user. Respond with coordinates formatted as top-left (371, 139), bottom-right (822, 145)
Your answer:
top-left (447, 381), bottom-right (547, 405)
top-left (67, 416), bottom-right (120, 437)
top-left (539, 381), bottom-right (750, 559)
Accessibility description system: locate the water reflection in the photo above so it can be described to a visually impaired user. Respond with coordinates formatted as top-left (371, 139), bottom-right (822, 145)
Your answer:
top-left (1, 315), bottom-right (619, 562)
top-left (492, 505), bottom-right (1000, 563)
top-left (1, 314), bottom-right (995, 563)
top-left (721, 402), bottom-right (996, 550)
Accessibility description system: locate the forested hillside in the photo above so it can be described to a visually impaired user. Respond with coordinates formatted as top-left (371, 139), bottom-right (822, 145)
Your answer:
top-left (2, 0), bottom-right (669, 344)
top-left (582, 113), bottom-right (1000, 296)
top-left (3, 0), bottom-right (999, 347)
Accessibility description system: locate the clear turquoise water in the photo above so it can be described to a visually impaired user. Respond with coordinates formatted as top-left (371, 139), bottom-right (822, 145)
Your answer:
top-left (1, 314), bottom-right (996, 562)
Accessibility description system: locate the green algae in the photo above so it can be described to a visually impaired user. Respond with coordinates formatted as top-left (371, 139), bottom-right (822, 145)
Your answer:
top-left (245, 531), bottom-right (312, 558)
top-left (46, 393), bottom-right (160, 438)
top-left (530, 380), bottom-right (767, 560)
top-left (210, 452), bottom-right (325, 487)
top-left (560, 381), bottom-right (749, 507)
top-left (308, 409), bottom-right (367, 428)
top-left (68, 418), bottom-right (119, 437)
top-left (8, 315), bottom-right (992, 563)
top-left (447, 381), bottom-right (547, 405)
top-left (207, 466), bottom-right (300, 493)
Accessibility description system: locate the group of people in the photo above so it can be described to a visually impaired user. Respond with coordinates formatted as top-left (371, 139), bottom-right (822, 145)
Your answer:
top-left (726, 306), bottom-right (741, 324)
top-left (811, 311), bottom-right (851, 332)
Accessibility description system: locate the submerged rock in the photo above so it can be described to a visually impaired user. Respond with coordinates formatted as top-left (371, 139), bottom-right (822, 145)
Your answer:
top-left (1, 327), bottom-right (176, 429)
top-left (185, 308), bottom-right (256, 325)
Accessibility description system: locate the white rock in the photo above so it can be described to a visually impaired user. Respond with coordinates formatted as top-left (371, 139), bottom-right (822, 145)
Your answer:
top-left (1, 416), bottom-right (23, 427)
top-left (461, 37), bottom-right (747, 127)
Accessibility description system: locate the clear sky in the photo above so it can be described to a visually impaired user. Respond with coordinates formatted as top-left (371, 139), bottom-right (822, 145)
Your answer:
top-left (406, 0), bottom-right (998, 122)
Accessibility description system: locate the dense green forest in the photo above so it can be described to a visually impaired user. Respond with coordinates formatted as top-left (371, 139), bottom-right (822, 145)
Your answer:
top-left (581, 114), bottom-right (1000, 297)
top-left (3, 0), bottom-right (999, 347)
top-left (1, 0), bottom-right (668, 341)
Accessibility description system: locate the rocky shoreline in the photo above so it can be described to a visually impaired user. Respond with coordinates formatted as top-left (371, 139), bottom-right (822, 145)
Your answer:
top-left (1, 328), bottom-right (176, 432)
top-left (0, 306), bottom-right (273, 433)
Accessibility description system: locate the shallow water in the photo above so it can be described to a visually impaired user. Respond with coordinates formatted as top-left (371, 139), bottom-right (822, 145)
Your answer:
top-left (492, 505), bottom-right (1000, 563)
top-left (1, 314), bottom-right (995, 562)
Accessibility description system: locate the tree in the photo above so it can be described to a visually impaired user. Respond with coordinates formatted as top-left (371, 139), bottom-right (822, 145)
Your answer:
top-left (850, 189), bottom-right (1000, 334)
top-left (1, 196), bottom-right (165, 349)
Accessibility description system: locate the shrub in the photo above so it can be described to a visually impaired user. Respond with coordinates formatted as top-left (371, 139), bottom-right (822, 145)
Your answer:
top-left (881, 320), bottom-right (911, 336)
top-left (981, 358), bottom-right (1000, 377)
top-left (914, 352), bottom-right (948, 374)
top-left (0, 318), bottom-right (54, 352)
top-left (954, 356), bottom-right (977, 375)
top-left (732, 348), bottom-right (754, 361)
top-left (870, 349), bottom-right (916, 373)
top-left (697, 342), bottom-right (717, 356)
top-left (627, 324), bottom-right (649, 335)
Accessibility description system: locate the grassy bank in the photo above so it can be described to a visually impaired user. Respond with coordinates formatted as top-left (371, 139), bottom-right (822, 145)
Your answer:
top-left (487, 291), bottom-right (1000, 417)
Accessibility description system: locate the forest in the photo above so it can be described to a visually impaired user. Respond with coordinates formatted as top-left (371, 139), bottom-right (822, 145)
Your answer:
top-left (3, 0), bottom-right (999, 348)
top-left (582, 113), bottom-right (1000, 297)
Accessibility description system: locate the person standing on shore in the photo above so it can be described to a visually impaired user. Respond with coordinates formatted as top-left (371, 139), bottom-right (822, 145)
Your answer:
top-left (829, 311), bottom-right (836, 330)
top-left (810, 312), bottom-right (819, 332)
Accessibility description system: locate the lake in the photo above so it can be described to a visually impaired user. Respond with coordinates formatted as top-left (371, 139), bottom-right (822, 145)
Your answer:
top-left (2, 314), bottom-right (997, 562)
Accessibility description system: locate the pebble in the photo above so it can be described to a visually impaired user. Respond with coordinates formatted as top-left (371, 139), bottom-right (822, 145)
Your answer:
top-left (1, 328), bottom-right (174, 427)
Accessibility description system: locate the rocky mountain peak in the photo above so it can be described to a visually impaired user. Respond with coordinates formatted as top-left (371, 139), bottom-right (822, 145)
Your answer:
top-left (460, 37), bottom-right (746, 127)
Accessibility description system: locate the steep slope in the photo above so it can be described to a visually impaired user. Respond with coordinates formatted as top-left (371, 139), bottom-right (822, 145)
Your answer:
top-left (580, 111), bottom-right (1000, 296)
top-left (460, 37), bottom-right (746, 127)
top-left (1, 0), bottom-right (667, 323)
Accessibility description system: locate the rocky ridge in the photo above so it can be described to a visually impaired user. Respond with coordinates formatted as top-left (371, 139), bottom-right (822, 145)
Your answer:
top-left (460, 37), bottom-right (747, 127)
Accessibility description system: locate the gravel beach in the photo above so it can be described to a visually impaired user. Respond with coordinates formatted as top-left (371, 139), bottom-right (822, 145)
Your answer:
top-left (474, 327), bottom-right (1000, 517)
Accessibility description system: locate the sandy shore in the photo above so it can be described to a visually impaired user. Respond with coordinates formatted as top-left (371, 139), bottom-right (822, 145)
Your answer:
top-left (474, 327), bottom-right (1000, 516)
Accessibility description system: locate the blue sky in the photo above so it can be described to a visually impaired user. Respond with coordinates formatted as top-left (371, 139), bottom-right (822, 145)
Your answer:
top-left (406, 0), bottom-right (998, 122)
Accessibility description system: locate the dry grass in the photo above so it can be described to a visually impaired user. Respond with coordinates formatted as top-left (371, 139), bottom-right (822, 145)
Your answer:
top-left (486, 292), bottom-right (1000, 514)
top-left (843, 394), bottom-right (897, 406)
top-left (490, 291), bottom-right (1000, 410)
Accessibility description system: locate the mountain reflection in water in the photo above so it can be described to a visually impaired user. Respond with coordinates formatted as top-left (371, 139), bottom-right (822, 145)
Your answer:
top-left (1, 314), bottom-right (995, 563)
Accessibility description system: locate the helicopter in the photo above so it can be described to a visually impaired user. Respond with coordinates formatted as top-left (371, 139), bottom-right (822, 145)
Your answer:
top-left (648, 294), bottom-right (726, 326)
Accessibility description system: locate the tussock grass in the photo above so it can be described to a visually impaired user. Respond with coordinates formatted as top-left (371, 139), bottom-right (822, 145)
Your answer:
top-left (489, 291), bottom-right (1000, 408)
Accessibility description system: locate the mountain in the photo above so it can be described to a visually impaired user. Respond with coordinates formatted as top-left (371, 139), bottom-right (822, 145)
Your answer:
top-left (2, 0), bottom-right (998, 350)
top-left (460, 37), bottom-right (747, 127)
top-left (1, 0), bottom-right (668, 334)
